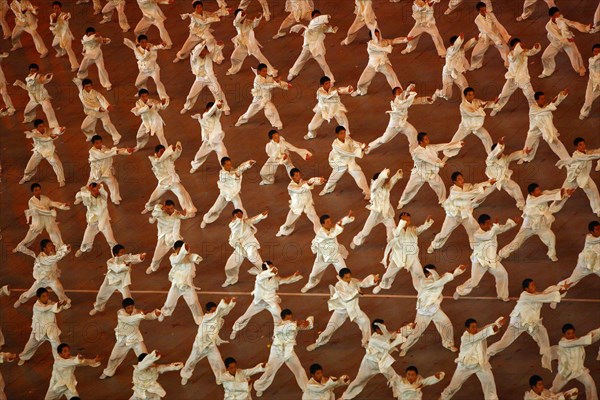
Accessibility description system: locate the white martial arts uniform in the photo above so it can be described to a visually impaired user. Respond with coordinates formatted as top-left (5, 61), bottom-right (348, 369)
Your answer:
top-left (181, 299), bottom-right (236, 384)
top-left (0, 53), bottom-right (15, 116)
top-left (433, 36), bottom-right (477, 101)
top-left (175, 7), bottom-right (227, 63)
top-left (558, 233), bottom-right (600, 290)
top-left (227, 13), bottom-right (276, 76)
top-left (524, 387), bottom-right (579, 400)
top-left (91, 253), bottom-right (144, 314)
top-left (308, 274), bottom-right (377, 349)
top-left (182, 43), bottom-right (230, 114)
top-left (131, 97), bottom-right (169, 149)
top-left (148, 205), bottom-right (190, 273)
top-left (14, 195), bottom-right (68, 257)
top-left (223, 213), bottom-right (267, 286)
top-left (517, 0), bottom-right (555, 21)
top-left (302, 216), bottom-right (354, 292)
top-left (124, 39), bottom-right (168, 100)
top-left (471, 10), bottom-right (510, 70)
top-left (19, 300), bottom-right (64, 361)
top-left (455, 220), bottom-right (517, 301)
top-left (0, 286), bottom-right (9, 348)
top-left (14, 72), bottom-right (59, 127)
top-left (580, 53), bottom-right (600, 119)
top-left (487, 286), bottom-right (564, 370)
top-left (190, 103), bottom-right (228, 172)
top-left (74, 185), bottom-right (117, 254)
top-left (354, 34), bottom-right (406, 96)
top-left (557, 148), bottom-right (600, 216)
top-left (0, 0), bottom-right (10, 39)
top-left (88, 145), bottom-right (131, 204)
top-left (341, 0), bottom-right (377, 46)
top-left (352, 169), bottom-right (402, 247)
top-left (253, 317), bottom-right (313, 394)
top-left (77, 33), bottom-right (112, 90)
top-left (492, 43), bottom-right (540, 114)
top-left (130, 350), bottom-right (183, 400)
top-left (321, 137), bottom-right (370, 198)
top-left (397, 141), bottom-right (463, 208)
top-left (277, 177), bottom-right (323, 236)
top-left (235, 72), bottom-right (289, 129)
top-left (540, 16), bottom-right (588, 78)
top-left (44, 355), bottom-right (100, 400)
top-left (10, 0), bottom-right (47, 56)
top-left (288, 14), bottom-right (336, 82)
top-left (367, 85), bottom-right (432, 153)
top-left (0, 351), bottom-right (14, 400)
top-left (550, 329), bottom-right (600, 400)
top-left (400, 267), bottom-right (464, 355)
top-left (202, 160), bottom-right (253, 226)
top-left (102, 308), bottom-right (158, 377)
top-left (74, 78), bottom-right (121, 143)
top-left (440, 320), bottom-right (503, 400)
top-left (100, 0), bottom-right (130, 32)
top-left (231, 266), bottom-right (302, 337)
top-left (49, 10), bottom-right (79, 71)
top-left (443, 97), bottom-right (494, 157)
top-left (305, 85), bottom-right (352, 140)
top-left (159, 245), bottom-right (203, 324)
top-left (341, 323), bottom-right (413, 399)
top-left (238, 0), bottom-right (270, 19)
top-left (76, 0), bottom-right (102, 14)
top-left (522, 92), bottom-right (570, 163)
top-left (134, 0), bottom-right (173, 48)
top-left (377, 217), bottom-right (434, 293)
top-left (302, 375), bottom-right (349, 400)
top-left (402, 0), bottom-right (446, 57)
top-left (485, 143), bottom-right (526, 209)
top-left (274, 0), bottom-right (312, 38)
top-left (21, 126), bottom-right (65, 185)
top-left (499, 189), bottom-right (569, 262)
top-left (17, 244), bottom-right (71, 307)
top-left (220, 364), bottom-right (266, 400)
top-left (260, 136), bottom-right (311, 185)
top-left (429, 181), bottom-right (493, 252)
top-left (388, 372), bottom-right (445, 400)
top-left (145, 143), bottom-right (196, 213)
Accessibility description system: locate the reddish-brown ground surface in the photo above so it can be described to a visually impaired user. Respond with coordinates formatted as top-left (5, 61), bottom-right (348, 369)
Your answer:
top-left (0, 0), bottom-right (599, 399)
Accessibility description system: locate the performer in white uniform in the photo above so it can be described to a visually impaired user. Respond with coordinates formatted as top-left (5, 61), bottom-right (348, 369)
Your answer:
top-left (73, 78), bottom-right (121, 144)
top-left (389, 365), bottom-right (445, 400)
top-left (87, 135), bottom-right (134, 205)
top-left (124, 34), bottom-right (169, 100)
top-left (555, 221), bottom-right (600, 293)
top-left (0, 52), bottom-right (15, 117)
top-left (470, 1), bottom-right (510, 70)
top-left (189, 101), bottom-right (228, 173)
top-left (402, 0), bottom-right (446, 57)
top-left (19, 120), bottom-right (66, 187)
top-left (49, 2), bottom-right (79, 71)
top-left (131, 89), bottom-right (169, 149)
top-left (526, 375), bottom-right (578, 400)
top-left (485, 137), bottom-right (528, 210)
top-left (100, 0), bottom-right (130, 32)
top-left (273, 0), bottom-right (313, 39)
top-left (259, 130), bottom-right (311, 185)
top-left (303, 363), bottom-right (350, 400)
top-left (220, 357), bottom-right (266, 400)
top-left (579, 44), bottom-right (600, 120)
top-left (517, 0), bottom-right (556, 21)
top-left (340, 0), bottom-right (377, 46)
top-left (14, 64), bottom-right (59, 127)
top-left (276, 168), bottom-right (324, 237)
top-left (134, 0), bottom-right (173, 49)
top-left (130, 350), bottom-right (183, 400)
top-left (238, 0), bottom-right (270, 21)
top-left (74, 183), bottom-right (118, 257)
top-left (304, 77), bottom-right (353, 140)
top-left (432, 34), bottom-right (477, 102)
top-left (77, 27), bottom-right (112, 91)
top-left (10, 0), bottom-right (48, 57)
top-left (44, 343), bottom-right (100, 400)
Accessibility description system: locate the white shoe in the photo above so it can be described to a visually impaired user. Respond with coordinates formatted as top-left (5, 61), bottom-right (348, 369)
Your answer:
top-left (273, 32), bottom-right (286, 39)
top-left (256, 391), bottom-right (263, 397)
top-left (58, 182), bottom-right (66, 188)
top-left (158, 314), bottom-right (164, 322)
top-left (349, 242), bottom-right (356, 250)
top-left (303, 134), bottom-right (315, 140)
top-left (579, 114), bottom-right (587, 120)
top-left (180, 108), bottom-right (187, 114)
top-left (372, 286), bottom-right (381, 294)
top-left (300, 286), bottom-right (309, 293)
top-left (319, 189), bottom-right (330, 196)
top-left (75, 250), bottom-right (83, 258)
top-left (99, 373), bottom-right (107, 379)
top-left (453, 292), bottom-right (459, 300)
top-left (190, 167), bottom-right (198, 174)
top-left (397, 202), bottom-right (404, 210)
top-left (146, 267), bottom-right (154, 275)
top-left (538, 73), bottom-right (549, 79)
top-left (200, 221), bottom-right (207, 229)
top-left (40, 50), bottom-right (48, 58)
top-left (306, 344), bottom-right (317, 352)
top-left (89, 309), bottom-right (97, 316)
top-left (516, 15), bottom-right (525, 21)
top-left (230, 331), bottom-right (237, 340)
top-left (549, 255), bottom-right (558, 262)
top-left (500, 297), bottom-right (510, 302)
top-left (427, 245), bottom-right (434, 254)
top-left (13, 300), bottom-right (21, 308)
top-left (444, 8), bottom-right (452, 15)
top-left (113, 138), bottom-right (120, 146)
top-left (221, 281), bottom-right (231, 288)
top-left (100, 18), bottom-right (110, 24)
top-left (181, 378), bottom-right (188, 385)
top-left (399, 350), bottom-right (407, 357)
top-left (490, 109), bottom-right (498, 117)
top-left (446, 345), bottom-right (458, 352)
top-left (18, 178), bottom-right (27, 185)
top-left (5, 107), bottom-right (15, 116)
top-left (17, 359), bottom-right (25, 366)
top-left (141, 208), bottom-right (150, 215)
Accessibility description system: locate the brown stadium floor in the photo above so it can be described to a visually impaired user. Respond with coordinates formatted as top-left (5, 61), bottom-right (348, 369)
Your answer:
top-left (0, 0), bottom-right (599, 399)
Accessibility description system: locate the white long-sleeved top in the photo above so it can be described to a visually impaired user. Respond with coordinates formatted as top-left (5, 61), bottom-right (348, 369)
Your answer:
top-left (250, 74), bottom-right (288, 103)
top-left (546, 17), bottom-right (589, 48)
top-left (459, 98), bottom-right (493, 131)
top-left (192, 300), bottom-right (235, 351)
top-left (352, 0), bottom-right (376, 24)
top-left (217, 161), bottom-right (253, 201)
top-left (293, 14), bottom-right (335, 57)
top-left (521, 190), bottom-right (566, 230)
top-left (114, 308), bottom-right (158, 346)
top-left (577, 234), bottom-right (600, 273)
top-left (558, 149), bottom-right (600, 188)
top-left (33, 245), bottom-right (70, 282)
top-left (386, 86), bottom-right (431, 126)
top-left (415, 268), bottom-right (464, 316)
top-left (48, 356), bottom-right (100, 395)
top-left (485, 144), bottom-right (524, 187)
top-left (228, 213), bottom-right (267, 250)
top-left (124, 39), bottom-right (165, 74)
top-left (81, 34), bottom-right (105, 60)
top-left (220, 364), bottom-right (266, 400)
top-left (151, 205), bottom-right (187, 246)
top-left (589, 53), bottom-right (600, 90)
top-left (410, 143), bottom-right (461, 180)
top-left (271, 318), bottom-right (313, 359)
top-left (25, 127), bottom-right (61, 158)
top-left (303, 376), bottom-right (348, 400)
top-left (131, 98), bottom-right (168, 134)
top-left (75, 82), bottom-right (111, 118)
top-left (265, 137), bottom-right (311, 164)
top-left (475, 12), bottom-right (509, 45)
top-left (285, 0), bottom-right (313, 21)
top-left (443, 36), bottom-right (476, 79)
top-left (232, 14), bottom-right (262, 55)
top-left (524, 388), bottom-right (577, 400)
top-left (11, 0), bottom-right (37, 27)
top-left (365, 323), bottom-right (413, 371)
top-left (0, 53), bottom-right (8, 85)
top-left (105, 253), bottom-right (144, 288)
top-left (149, 143), bottom-right (182, 188)
top-left (367, 169), bottom-right (402, 216)
top-left (472, 220), bottom-right (516, 268)
top-left (509, 287), bottom-right (562, 331)
top-left (389, 373), bottom-right (445, 400)
top-left (505, 43), bottom-right (540, 84)
top-left (137, 0), bottom-right (168, 22)
top-left (327, 275), bottom-right (376, 321)
top-left (31, 300), bottom-right (63, 340)
top-left (182, 9), bottom-right (226, 38)
top-left (49, 11), bottom-right (74, 47)
top-left (311, 216), bottom-right (354, 263)
top-left (25, 195), bottom-right (69, 229)
top-left (442, 182), bottom-right (491, 219)
top-left (75, 185), bottom-right (111, 229)
top-left (190, 42), bottom-right (221, 81)
top-left (168, 245), bottom-right (202, 290)
top-left (15, 73), bottom-right (52, 103)
top-left (456, 320), bottom-right (502, 369)
top-left (313, 86), bottom-right (351, 121)
top-left (251, 266), bottom-right (302, 308)
top-left (382, 219), bottom-right (434, 269)
top-left (288, 178), bottom-right (321, 215)
top-left (528, 92), bottom-right (567, 142)
top-left (555, 329), bottom-right (599, 380)
top-left (131, 350), bottom-right (181, 399)
top-left (89, 146), bottom-right (130, 181)
top-left (412, 0), bottom-right (437, 27)
top-left (196, 103), bottom-right (224, 144)
top-left (328, 137), bottom-right (365, 167)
